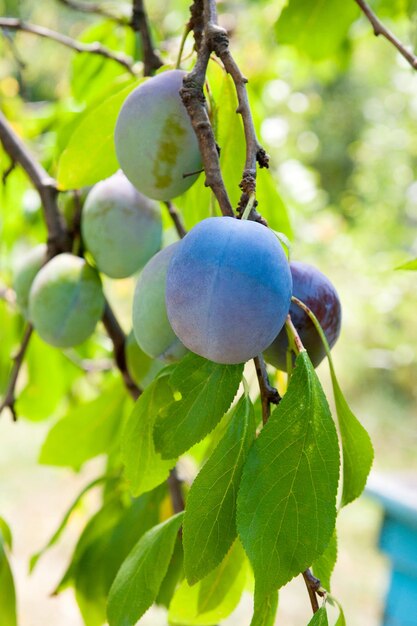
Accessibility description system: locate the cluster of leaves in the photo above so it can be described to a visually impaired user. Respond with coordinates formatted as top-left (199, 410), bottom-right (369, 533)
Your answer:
top-left (2, 0), bottom-right (417, 624)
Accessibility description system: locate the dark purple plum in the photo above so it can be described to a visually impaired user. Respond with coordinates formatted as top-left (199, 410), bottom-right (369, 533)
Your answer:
top-left (165, 217), bottom-right (292, 365)
top-left (264, 261), bottom-right (341, 370)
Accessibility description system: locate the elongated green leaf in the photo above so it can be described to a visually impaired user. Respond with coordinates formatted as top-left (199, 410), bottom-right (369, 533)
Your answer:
top-left (0, 527), bottom-right (17, 626)
top-left (71, 20), bottom-right (134, 104)
top-left (237, 352), bottom-right (340, 596)
top-left (156, 537), bottom-right (184, 608)
top-left (307, 606), bottom-right (329, 625)
top-left (256, 168), bottom-right (292, 239)
top-left (0, 517), bottom-right (12, 550)
top-left (30, 475), bottom-right (113, 572)
top-left (312, 531), bottom-right (337, 592)
top-left (39, 382), bottom-right (126, 469)
top-left (122, 376), bottom-right (177, 497)
top-left (276, 0), bottom-right (358, 61)
top-left (154, 354), bottom-right (243, 458)
top-left (183, 394), bottom-right (255, 584)
top-left (250, 587), bottom-right (279, 626)
top-left (291, 297), bottom-right (373, 506)
top-left (57, 80), bottom-right (138, 189)
top-left (107, 512), bottom-right (184, 626)
top-left (396, 257), bottom-right (417, 270)
top-left (331, 372), bottom-right (373, 506)
top-left (169, 541), bottom-right (247, 625)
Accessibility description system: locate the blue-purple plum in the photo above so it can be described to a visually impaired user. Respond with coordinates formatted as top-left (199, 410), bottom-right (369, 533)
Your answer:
top-left (265, 261), bottom-right (342, 370)
top-left (166, 217), bottom-right (292, 365)
top-left (81, 171), bottom-right (162, 279)
top-left (133, 243), bottom-right (188, 363)
top-left (29, 254), bottom-right (105, 348)
top-left (114, 69), bottom-right (202, 201)
top-left (13, 244), bottom-right (47, 317)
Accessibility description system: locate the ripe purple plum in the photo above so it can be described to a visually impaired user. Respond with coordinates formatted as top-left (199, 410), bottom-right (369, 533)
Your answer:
top-left (133, 243), bottom-right (188, 363)
top-left (115, 69), bottom-right (202, 201)
top-left (29, 253), bottom-right (105, 348)
top-left (81, 171), bottom-right (162, 279)
top-left (166, 217), bottom-right (292, 365)
top-left (265, 261), bottom-right (342, 370)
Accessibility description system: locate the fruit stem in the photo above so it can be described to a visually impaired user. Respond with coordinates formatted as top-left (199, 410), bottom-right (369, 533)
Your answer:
top-left (291, 296), bottom-right (336, 375)
top-left (241, 192), bottom-right (256, 220)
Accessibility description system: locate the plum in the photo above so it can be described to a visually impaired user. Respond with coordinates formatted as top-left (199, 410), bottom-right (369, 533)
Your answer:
top-left (132, 243), bottom-right (188, 363)
top-left (264, 261), bottom-right (342, 370)
top-left (114, 69), bottom-right (202, 201)
top-left (81, 171), bottom-right (162, 279)
top-left (165, 217), bottom-right (292, 364)
top-left (29, 253), bottom-right (105, 348)
top-left (13, 244), bottom-right (47, 317)
top-left (125, 330), bottom-right (165, 386)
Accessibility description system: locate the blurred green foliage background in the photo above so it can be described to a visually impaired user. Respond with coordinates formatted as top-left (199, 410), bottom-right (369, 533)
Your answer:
top-left (0, 0), bottom-right (416, 625)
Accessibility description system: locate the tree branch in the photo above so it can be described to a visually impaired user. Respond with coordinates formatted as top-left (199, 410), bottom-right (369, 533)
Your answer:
top-left (302, 569), bottom-right (325, 614)
top-left (180, 2), bottom-right (234, 217)
top-left (0, 18), bottom-right (136, 74)
top-left (355, 0), bottom-right (417, 70)
top-left (57, 0), bottom-right (129, 25)
top-left (102, 301), bottom-right (141, 401)
top-left (0, 324), bottom-right (33, 421)
top-left (131, 0), bottom-right (163, 75)
top-left (0, 111), bottom-right (71, 256)
top-left (204, 21), bottom-right (269, 222)
top-left (253, 355), bottom-right (281, 425)
top-left (164, 201), bottom-right (187, 238)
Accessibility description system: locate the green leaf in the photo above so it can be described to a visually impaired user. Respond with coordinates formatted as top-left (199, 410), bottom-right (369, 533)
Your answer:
top-left (256, 168), bottom-right (292, 239)
top-left (168, 541), bottom-right (247, 625)
top-left (237, 352), bottom-right (340, 596)
top-left (156, 536), bottom-right (184, 608)
top-left (154, 353), bottom-right (243, 458)
top-left (107, 512), bottom-right (184, 626)
top-left (16, 333), bottom-right (80, 421)
top-left (0, 517), bottom-right (12, 550)
top-left (307, 606), bottom-right (328, 626)
top-left (276, 0), bottom-right (358, 61)
top-left (57, 80), bottom-right (138, 189)
top-left (0, 542), bottom-right (17, 626)
top-left (331, 372), bottom-right (374, 506)
top-left (250, 587), bottom-right (279, 626)
top-left (39, 382), bottom-right (126, 470)
top-left (71, 20), bottom-right (134, 104)
top-left (291, 296), bottom-right (373, 507)
top-left (183, 394), bottom-right (255, 584)
top-left (396, 257), bottom-right (417, 270)
top-left (312, 531), bottom-right (337, 592)
top-left (58, 487), bottom-right (166, 625)
top-left (122, 376), bottom-right (177, 497)
top-left (216, 72), bottom-right (245, 208)
top-left (30, 475), bottom-right (112, 572)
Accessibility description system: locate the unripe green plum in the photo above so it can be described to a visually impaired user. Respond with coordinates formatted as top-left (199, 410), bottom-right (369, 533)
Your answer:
top-left (132, 243), bottom-right (188, 363)
top-left (58, 187), bottom-right (90, 230)
top-left (166, 217), bottom-right (293, 364)
top-left (264, 261), bottom-right (342, 370)
top-left (29, 253), bottom-right (105, 348)
top-left (13, 244), bottom-right (47, 318)
top-left (125, 331), bottom-right (164, 387)
top-left (115, 69), bottom-right (202, 201)
top-left (81, 171), bottom-right (162, 279)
